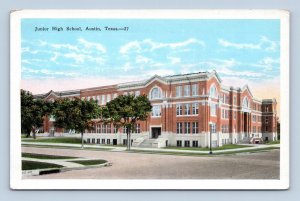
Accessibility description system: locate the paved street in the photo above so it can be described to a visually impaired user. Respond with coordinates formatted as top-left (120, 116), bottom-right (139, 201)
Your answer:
top-left (22, 147), bottom-right (280, 179)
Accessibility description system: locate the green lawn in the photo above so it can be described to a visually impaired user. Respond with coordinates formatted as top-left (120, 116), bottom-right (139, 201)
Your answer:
top-left (22, 152), bottom-right (78, 160)
top-left (166, 144), bottom-right (252, 151)
top-left (70, 159), bottom-right (107, 166)
top-left (22, 137), bottom-right (82, 144)
top-left (22, 144), bottom-right (113, 151)
top-left (131, 147), bottom-right (279, 157)
top-left (265, 140), bottom-right (280, 145)
top-left (22, 160), bottom-right (64, 170)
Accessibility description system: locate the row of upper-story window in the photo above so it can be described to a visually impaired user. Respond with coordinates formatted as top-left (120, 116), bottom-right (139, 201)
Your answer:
top-left (176, 122), bottom-right (199, 134)
top-left (175, 84), bottom-right (200, 97)
top-left (82, 91), bottom-right (142, 105)
top-left (88, 123), bottom-right (141, 133)
top-left (151, 103), bottom-right (200, 117)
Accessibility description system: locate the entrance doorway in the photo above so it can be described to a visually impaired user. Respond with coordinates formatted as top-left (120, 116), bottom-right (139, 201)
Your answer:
top-left (151, 127), bottom-right (161, 139)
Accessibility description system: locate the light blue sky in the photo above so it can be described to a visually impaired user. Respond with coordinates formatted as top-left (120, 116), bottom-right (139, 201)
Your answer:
top-left (21, 19), bottom-right (280, 96)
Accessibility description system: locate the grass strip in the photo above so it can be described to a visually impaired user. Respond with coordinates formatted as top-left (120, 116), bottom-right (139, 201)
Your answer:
top-left (22, 160), bottom-right (64, 170)
top-left (22, 152), bottom-right (77, 160)
top-left (70, 159), bottom-right (107, 166)
top-left (22, 137), bottom-right (82, 144)
top-left (130, 147), bottom-right (279, 157)
top-left (22, 144), bottom-right (113, 151)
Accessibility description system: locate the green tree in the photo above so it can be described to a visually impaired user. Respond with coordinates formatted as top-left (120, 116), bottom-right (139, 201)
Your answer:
top-left (21, 89), bottom-right (52, 139)
top-left (102, 94), bottom-right (152, 150)
top-left (53, 98), bottom-right (100, 148)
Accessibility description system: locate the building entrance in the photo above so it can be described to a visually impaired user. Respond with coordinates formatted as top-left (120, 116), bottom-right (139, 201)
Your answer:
top-left (151, 127), bottom-right (161, 139)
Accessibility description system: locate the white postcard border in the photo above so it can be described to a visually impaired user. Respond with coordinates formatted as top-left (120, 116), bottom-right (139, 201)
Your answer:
top-left (10, 9), bottom-right (290, 190)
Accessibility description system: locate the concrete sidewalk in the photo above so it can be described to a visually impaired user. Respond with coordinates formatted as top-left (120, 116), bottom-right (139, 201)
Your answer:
top-left (22, 141), bottom-right (280, 154)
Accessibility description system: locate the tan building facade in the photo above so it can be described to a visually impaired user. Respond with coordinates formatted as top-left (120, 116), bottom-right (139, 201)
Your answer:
top-left (36, 71), bottom-right (278, 148)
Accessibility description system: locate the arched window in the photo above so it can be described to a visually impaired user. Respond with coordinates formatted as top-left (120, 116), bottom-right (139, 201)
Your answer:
top-left (209, 84), bottom-right (218, 98)
top-left (150, 87), bottom-right (162, 99)
top-left (242, 97), bottom-right (249, 108)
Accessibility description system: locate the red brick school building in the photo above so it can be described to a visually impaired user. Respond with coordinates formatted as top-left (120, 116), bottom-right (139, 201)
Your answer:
top-left (35, 71), bottom-right (278, 148)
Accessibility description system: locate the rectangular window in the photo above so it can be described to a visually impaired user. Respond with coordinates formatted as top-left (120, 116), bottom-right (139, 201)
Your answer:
top-left (151, 105), bottom-right (161, 117)
top-left (123, 139), bottom-right (127, 145)
top-left (113, 126), bottom-right (118, 133)
top-left (92, 138), bottom-right (95, 144)
top-left (210, 103), bottom-right (217, 116)
top-left (210, 123), bottom-right (216, 133)
top-left (106, 94), bottom-right (111, 103)
top-left (101, 95), bottom-right (105, 105)
top-left (107, 139), bottom-right (110, 144)
top-left (101, 139), bottom-right (105, 144)
top-left (176, 122), bottom-right (183, 134)
top-left (184, 85), bottom-right (190, 97)
top-left (184, 122), bottom-right (190, 134)
top-left (136, 124), bottom-right (141, 133)
top-left (113, 93), bottom-right (118, 99)
top-left (233, 96), bottom-right (237, 105)
top-left (192, 84), bottom-right (198, 96)
top-left (192, 103), bottom-right (199, 115)
top-left (176, 140), bottom-right (182, 147)
top-left (184, 140), bottom-right (190, 147)
top-left (252, 115), bottom-right (256, 122)
top-left (123, 126), bottom-right (127, 134)
top-left (192, 141), bottom-right (198, 147)
top-left (176, 104), bottom-right (182, 115)
top-left (184, 104), bottom-right (190, 115)
top-left (102, 124), bottom-right (107, 133)
top-left (265, 117), bottom-right (269, 124)
top-left (87, 138), bottom-right (91, 143)
top-left (97, 139), bottom-right (100, 144)
top-left (192, 122), bottom-right (198, 134)
top-left (107, 124), bottom-right (111, 133)
top-left (176, 86), bottom-right (182, 97)
top-left (135, 91), bottom-right (140, 97)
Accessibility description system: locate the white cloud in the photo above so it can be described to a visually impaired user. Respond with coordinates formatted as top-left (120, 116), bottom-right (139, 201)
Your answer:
top-left (64, 53), bottom-right (86, 64)
top-left (254, 57), bottom-right (280, 71)
top-left (120, 41), bottom-right (142, 54)
top-left (122, 62), bottom-right (134, 72)
top-left (167, 56), bottom-right (181, 65)
top-left (22, 67), bottom-right (78, 77)
top-left (218, 36), bottom-right (278, 52)
top-left (135, 55), bottom-right (151, 64)
top-left (51, 43), bottom-right (80, 52)
top-left (120, 38), bottom-right (205, 54)
top-left (78, 38), bottom-right (107, 53)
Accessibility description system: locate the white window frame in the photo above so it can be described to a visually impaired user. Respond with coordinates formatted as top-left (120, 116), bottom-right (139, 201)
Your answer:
top-left (192, 122), bottom-right (198, 134)
top-left (151, 105), bottom-right (161, 117)
top-left (192, 103), bottom-right (199, 115)
top-left (150, 87), bottom-right (162, 100)
top-left (210, 103), bottom-right (217, 116)
top-left (176, 86), bottom-right (182, 97)
top-left (176, 104), bottom-right (183, 116)
top-left (184, 85), bottom-right (190, 97)
top-left (184, 122), bottom-right (190, 134)
top-left (184, 103), bottom-right (190, 115)
top-left (176, 122), bottom-right (183, 134)
top-left (192, 84), bottom-right (198, 96)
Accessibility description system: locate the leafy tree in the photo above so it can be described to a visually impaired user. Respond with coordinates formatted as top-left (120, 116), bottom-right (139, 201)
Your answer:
top-left (21, 89), bottom-right (52, 139)
top-left (102, 94), bottom-right (152, 150)
top-left (53, 98), bottom-right (100, 148)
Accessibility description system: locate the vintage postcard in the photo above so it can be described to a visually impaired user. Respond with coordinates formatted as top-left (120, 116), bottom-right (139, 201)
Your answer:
top-left (10, 9), bottom-right (289, 189)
